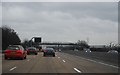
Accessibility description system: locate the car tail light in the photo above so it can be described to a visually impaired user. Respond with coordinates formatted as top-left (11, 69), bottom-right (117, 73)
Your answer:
top-left (27, 49), bottom-right (29, 52)
top-left (44, 50), bottom-right (47, 52)
top-left (4, 50), bottom-right (11, 53)
top-left (26, 49), bottom-right (28, 51)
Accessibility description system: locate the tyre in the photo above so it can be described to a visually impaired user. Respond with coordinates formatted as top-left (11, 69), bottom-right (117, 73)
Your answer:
top-left (24, 56), bottom-right (26, 59)
top-left (35, 53), bottom-right (37, 55)
top-left (21, 57), bottom-right (24, 60)
top-left (53, 54), bottom-right (55, 57)
top-left (43, 54), bottom-right (46, 57)
top-left (4, 56), bottom-right (8, 60)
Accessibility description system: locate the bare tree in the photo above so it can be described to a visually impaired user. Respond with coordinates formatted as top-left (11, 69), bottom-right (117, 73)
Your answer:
top-left (77, 40), bottom-right (90, 48)
top-left (2, 25), bottom-right (21, 50)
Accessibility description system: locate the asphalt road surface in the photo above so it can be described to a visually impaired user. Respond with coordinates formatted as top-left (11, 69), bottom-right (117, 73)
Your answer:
top-left (2, 52), bottom-right (118, 73)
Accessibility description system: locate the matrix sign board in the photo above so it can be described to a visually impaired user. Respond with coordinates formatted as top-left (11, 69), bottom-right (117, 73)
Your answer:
top-left (34, 37), bottom-right (41, 43)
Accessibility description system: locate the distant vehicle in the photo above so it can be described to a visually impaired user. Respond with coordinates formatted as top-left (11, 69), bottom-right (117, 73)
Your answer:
top-left (58, 49), bottom-right (62, 52)
top-left (43, 48), bottom-right (55, 57)
top-left (74, 49), bottom-right (79, 51)
top-left (26, 47), bottom-right (38, 55)
top-left (4, 45), bottom-right (27, 60)
top-left (83, 48), bottom-right (91, 52)
top-left (107, 50), bottom-right (118, 54)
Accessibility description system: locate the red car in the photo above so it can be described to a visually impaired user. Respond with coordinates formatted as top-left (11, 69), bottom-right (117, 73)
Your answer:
top-left (26, 47), bottom-right (38, 55)
top-left (4, 45), bottom-right (27, 60)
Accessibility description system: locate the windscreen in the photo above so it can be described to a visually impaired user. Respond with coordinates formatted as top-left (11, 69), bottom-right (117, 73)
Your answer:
top-left (46, 48), bottom-right (54, 51)
top-left (28, 47), bottom-right (36, 50)
top-left (7, 46), bottom-right (20, 50)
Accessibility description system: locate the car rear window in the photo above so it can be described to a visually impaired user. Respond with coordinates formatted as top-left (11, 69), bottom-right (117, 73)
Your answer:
top-left (28, 47), bottom-right (36, 50)
top-left (28, 48), bottom-right (36, 50)
top-left (7, 46), bottom-right (20, 50)
top-left (46, 48), bottom-right (54, 51)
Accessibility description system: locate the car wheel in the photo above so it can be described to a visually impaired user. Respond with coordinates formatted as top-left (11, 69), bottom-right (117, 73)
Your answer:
top-left (24, 56), bottom-right (26, 59)
top-left (53, 54), bottom-right (55, 57)
top-left (43, 54), bottom-right (46, 57)
top-left (21, 57), bottom-right (24, 60)
top-left (4, 56), bottom-right (8, 60)
top-left (35, 53), bottom-right (37, 55)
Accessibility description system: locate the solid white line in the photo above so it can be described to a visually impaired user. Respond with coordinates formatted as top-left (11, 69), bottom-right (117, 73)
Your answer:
top-left (63, 53), bottom-right (119, 68)
top-left (9, 67), bottom-right (17, 71)
top-left (74, 68), bottom-right (82, 73)
top-left (62, 60), bottom-right (66, 62)
top-left (97, 61), bottom-right (119, 68)
top-left (78, 57), bottom-right (119, 68)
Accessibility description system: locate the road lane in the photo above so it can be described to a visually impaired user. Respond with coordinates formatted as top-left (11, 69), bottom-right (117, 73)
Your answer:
top-left (2, 54), bottom-right (37, 73)
top-left (58, 52), bottom-right (118, 73)
top-left (2, 52), bottom-right (77, 73)
top-left (2, 52), bottom-right (118, 73)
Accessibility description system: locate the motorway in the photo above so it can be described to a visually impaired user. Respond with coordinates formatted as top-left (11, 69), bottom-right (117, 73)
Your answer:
top-left (2, 52), bottom-right (118, 73)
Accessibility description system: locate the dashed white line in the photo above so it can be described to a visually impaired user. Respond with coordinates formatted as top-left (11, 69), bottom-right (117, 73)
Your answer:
top-left (74, 68), bottom-right (82, 73)
top-left (58, 57), bottom-right (60, 58)
top-left (33, 56), bottom-right (36, 58)
top-left (62, 60), bottom-right (66, 62)
top-left (9, 67), bottom-right (17, 71)
top-left (27, 59), bottom-right (30, 61)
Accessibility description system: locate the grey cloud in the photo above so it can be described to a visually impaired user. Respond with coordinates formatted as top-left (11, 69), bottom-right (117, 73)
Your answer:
top-left (2, 2), bottom-right (118, 45)
top-left (2, 2), bottom-right (118, 21)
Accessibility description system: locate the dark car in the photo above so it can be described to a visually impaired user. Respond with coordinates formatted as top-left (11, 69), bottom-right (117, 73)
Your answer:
top-left (4, 45), bottom-right (27, 60)
top-left (83, 48), bottom-right (91, 52)
top-left (107, 50), bottom-right (118, 54)
top-left (43, 48), bottom-right (55, 57)
top-left (26, 47), bottom-right (38, 55)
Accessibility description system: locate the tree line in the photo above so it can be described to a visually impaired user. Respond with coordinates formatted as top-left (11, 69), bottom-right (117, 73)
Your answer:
top-left (2, 25), bottom-right (21, 50)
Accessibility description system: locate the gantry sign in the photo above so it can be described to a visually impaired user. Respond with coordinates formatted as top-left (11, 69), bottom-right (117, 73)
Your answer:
top-left (29, 37), bottom-right (41, 46)
top-left (34, 37), bottom-right (41, 43)
top-left (30, 37), bottom-right (77, 46)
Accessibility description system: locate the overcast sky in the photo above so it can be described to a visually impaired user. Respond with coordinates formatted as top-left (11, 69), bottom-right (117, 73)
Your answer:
top-left (1, 2), bottom-right (118, 45)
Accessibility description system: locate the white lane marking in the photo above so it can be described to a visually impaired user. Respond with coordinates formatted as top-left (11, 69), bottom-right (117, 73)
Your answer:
top-left (9, 67), bottom-right (17, 71)
top-left (63, 53), bottom-right (119, 68)
top-left (58, 57), bottom-right (60, 58)
top-left (78, 57), bottom-right (119, 68)
top-left (62, 60), bottom-right (66, 62)
top-left (74, 68), bottom-right (82, 73)
top-left (33, 56), bottom-right (36, 58)
top-left (27, 59), bottom-right (30, 61)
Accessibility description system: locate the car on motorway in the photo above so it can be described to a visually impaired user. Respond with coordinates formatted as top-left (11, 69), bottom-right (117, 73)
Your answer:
top-left (58, 49), bottom-right (62, 52)
top-left (74, 49), bottom-right (79, 51)
top-left (83, 48), bottom-right (91, 52)
top-left (4, 45), bottom-right (27, 60)
top-left (26, 47), bottom-right (38, 55)
top-left (107, 50), bottom-right (118, 54)
top-left (43, 48), bottom-right (55, 57)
